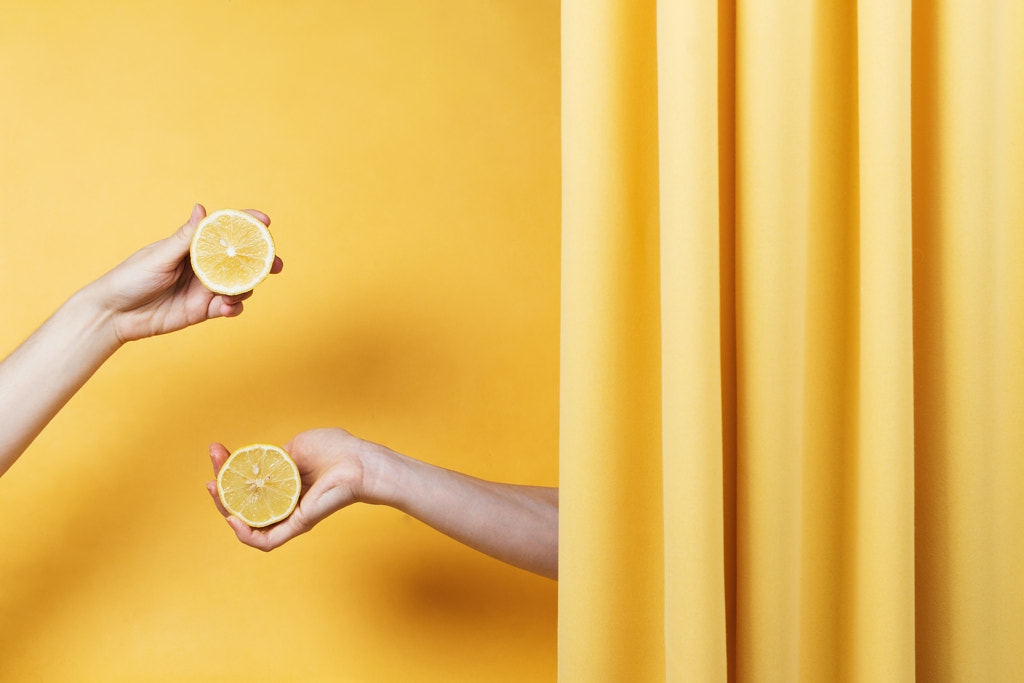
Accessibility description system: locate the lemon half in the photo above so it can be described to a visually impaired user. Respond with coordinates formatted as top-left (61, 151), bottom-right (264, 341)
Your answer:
top-left (190, 209), bottom-right (275, 296)
top-left (217, 444), bottom-right (300, 528)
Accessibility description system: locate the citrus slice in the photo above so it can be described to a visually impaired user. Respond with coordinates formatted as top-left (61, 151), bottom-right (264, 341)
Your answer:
top-left (190, 209), bottom-right (275, 295)
top-left (217, 444), bottom-right (301, 528)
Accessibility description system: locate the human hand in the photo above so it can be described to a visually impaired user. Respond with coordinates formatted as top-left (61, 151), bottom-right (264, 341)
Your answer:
top-left (206, 428), bottom-right (381, 551)
top-left (87, 204), bottom-right (284, 344)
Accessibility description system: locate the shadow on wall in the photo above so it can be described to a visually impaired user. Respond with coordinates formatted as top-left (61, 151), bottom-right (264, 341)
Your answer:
top-left (0, 289), bottom-right (555, 673)
top-left (339, 535), bottom-right (558, 672)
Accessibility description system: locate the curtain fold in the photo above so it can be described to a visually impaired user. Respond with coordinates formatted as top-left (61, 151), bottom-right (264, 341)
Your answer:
top-left (559, 1), bottom-right (664, 680)
top-left (657, 0), bottom-right (729, 680)
top-left (559, 0), bottom-right (1024, 680)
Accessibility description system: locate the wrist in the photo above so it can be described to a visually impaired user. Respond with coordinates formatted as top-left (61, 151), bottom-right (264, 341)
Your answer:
top-left (63, 285), bottom-right (124, 354)
top-left (354, 439), bottom-right (412, 508)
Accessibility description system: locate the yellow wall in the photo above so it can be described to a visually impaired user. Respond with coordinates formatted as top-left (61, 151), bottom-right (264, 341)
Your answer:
top-left (0, 1), bottom-right (559, 680)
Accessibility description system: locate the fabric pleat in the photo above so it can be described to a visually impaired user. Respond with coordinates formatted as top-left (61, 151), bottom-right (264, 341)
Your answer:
top-left (560, 1), bottom-right (1024, 680)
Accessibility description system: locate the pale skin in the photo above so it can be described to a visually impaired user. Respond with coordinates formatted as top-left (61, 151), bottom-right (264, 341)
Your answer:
top-left (0, 203), bottom-right (284, 478)
top-left (206, 429), bottom-right (560, 579)
top-left (0, 205), bottom-right (558, 579)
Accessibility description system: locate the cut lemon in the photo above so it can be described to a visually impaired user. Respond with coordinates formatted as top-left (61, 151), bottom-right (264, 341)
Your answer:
top-left (217, 444), bottom-right (301, 528)
top-left (190, 209), bottom-right (275, 295)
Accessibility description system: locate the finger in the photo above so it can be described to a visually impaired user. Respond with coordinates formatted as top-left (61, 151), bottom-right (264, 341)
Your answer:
top-left (226, 516), bottom-right (288, 552)
top-left (175, 203), bottom-right (206, 246)
top-left (233, 499), bottom-right (316, 551)
top-left (223, 291), bottom-right (254, 304)
top-left (209, 443), bottom-right (231, 475)
top-left (206, 481), bottom-right (232, 518)
top-left (206, 296), bottom-right (243, 320)
top-left (208, 482), bottom-right (279, 549)
top-left (220, 300), bottom-right (244, 318)
top-left (242, 209), bottom-right (271, 226)
top-left (255, 513), bottom-right (309, 551)
top-left (270, 256), bottom-right (284, 274)
top-left (226, 516), bottom-right (266, 547)
top-left (153, 203), bottom-right (205, 264)
top-left (205, 277), bottom-right (271, 321)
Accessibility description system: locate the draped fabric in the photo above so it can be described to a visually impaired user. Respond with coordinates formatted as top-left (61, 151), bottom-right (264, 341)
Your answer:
top-left (558, 0), bottom-right (1024, 680)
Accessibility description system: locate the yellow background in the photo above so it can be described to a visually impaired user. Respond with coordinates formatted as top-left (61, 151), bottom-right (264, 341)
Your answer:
top-left (0, 2), bottom-right (559, 681)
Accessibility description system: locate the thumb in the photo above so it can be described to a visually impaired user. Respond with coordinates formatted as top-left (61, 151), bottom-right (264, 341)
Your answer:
top-left (176, 203), bottom-right (206, 244)
top-left (163, 203), bottom-right (205, 258)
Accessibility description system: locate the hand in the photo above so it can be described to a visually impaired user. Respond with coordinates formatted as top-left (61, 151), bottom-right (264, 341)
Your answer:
top-left (206, 428), bottom-right (377, 551)
top-left (206, 429), bottom-right (558, 577)
top-left (88, 203), bottom-right (285, 344)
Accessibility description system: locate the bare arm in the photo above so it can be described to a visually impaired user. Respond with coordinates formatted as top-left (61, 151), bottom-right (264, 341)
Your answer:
top-left (372, 446), bottom-right (559, 578)
top-left (0, 288), bottom-right (121, 477)
top-left (0, 204), bottom-right (282, 478)
top-left (207, 428), bottom-right (559, 579)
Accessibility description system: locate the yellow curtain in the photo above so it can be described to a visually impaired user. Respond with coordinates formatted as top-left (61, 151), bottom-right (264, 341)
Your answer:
top-left (559, 0), bottom-right (1024, 680)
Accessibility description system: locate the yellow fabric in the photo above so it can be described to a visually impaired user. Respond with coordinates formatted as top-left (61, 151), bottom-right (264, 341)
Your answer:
top-left (560, 0), bottom-right (1024, 680)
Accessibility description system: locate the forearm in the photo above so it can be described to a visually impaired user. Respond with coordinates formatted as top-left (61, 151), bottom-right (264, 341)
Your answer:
top-left (0, 286), bottom-right (121, 476)
top-left (364, 444), bottom-right (559, 579)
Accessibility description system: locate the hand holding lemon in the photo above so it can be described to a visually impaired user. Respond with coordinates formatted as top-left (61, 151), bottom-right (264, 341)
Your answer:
top-left (207, 429), bottom-right (373, 547)
top-left (205, 429), bottom-right (559, 579)
top-left (0, 204), bottom-right (283, 479)
top-left (96, 204), bottom-right (283, 344)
